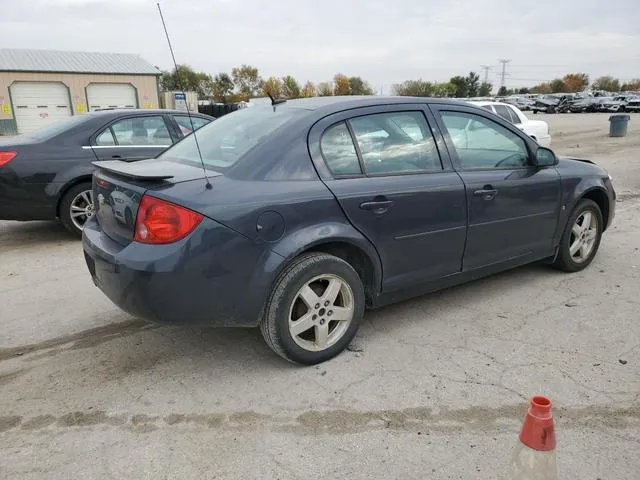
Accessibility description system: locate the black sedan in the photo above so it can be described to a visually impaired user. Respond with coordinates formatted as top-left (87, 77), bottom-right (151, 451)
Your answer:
top-left (0, 109), bottom-right (213, 235)
top-left (82, 97), bottom-right (616, 365)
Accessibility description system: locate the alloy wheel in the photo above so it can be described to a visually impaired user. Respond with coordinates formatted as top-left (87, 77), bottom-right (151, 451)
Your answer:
top-left (288, 274), bottom-right (355, 352)
top-left (569, 210), bottom-right (598, 263)
top-left (69, 190), bottom-right (94, 231)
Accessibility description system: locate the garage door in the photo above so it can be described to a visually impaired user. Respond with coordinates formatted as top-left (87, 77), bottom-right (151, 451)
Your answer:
top-left (86, 84), bottom-right (137, 111)
top-left (10, 82), bottom-right (72, 135)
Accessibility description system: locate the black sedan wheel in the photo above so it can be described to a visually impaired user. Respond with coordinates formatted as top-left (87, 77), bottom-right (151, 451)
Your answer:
top-left (261, 253), bottom-right (365, 365)
top-left (553, 199), bottom-right (603, 272)
top-left (60, 182), bottom-right (94, 236)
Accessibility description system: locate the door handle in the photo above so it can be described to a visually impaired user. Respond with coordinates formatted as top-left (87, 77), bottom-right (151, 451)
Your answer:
top-left (473, 186), bottom-right (498, 200)
top-left (360, 200), bottom-right (394, 214)
top-left (111, 155), bottom-right (123, 159)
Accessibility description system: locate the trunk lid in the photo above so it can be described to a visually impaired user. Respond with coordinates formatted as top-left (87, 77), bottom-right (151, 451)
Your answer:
top-left (92, 159), bottom-right (220, 245)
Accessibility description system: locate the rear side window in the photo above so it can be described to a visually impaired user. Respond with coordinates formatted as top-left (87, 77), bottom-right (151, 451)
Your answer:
top-left (494, 104), bottom-right (517, 124)
top-left (174, 115), bottom-right (211, 136)
top-left (321, 122), bottom-right (362, 176)
top-left (96, 116), bottom-right (171, 146)
top-left (349, 112), bottom-right (442, 175)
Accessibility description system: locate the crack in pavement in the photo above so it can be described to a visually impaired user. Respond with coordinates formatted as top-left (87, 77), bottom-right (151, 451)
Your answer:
top-left (1, 403), bottom-right (638, 436)
top-left (0, 319), bottom-right (158, 362)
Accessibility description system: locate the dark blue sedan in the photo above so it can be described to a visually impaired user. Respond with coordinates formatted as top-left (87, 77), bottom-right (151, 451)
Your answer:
top-left (82, 97), bottom-right (616, 365)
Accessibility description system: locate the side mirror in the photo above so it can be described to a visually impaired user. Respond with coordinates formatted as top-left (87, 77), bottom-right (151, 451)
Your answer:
top-left (535, 147), bottom-right (558, 167)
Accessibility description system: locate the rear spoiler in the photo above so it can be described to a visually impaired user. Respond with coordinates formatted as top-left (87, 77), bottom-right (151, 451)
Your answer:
top-left (92, 160), bottom-right (174, 181)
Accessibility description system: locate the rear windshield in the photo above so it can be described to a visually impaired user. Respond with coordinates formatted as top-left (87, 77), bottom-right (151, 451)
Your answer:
top-left (25, 115), bottom-right (89, 141)
top-left (158, 106), bottom-right (304, 171)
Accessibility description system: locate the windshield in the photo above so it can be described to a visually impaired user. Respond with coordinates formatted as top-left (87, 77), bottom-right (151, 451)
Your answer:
top-left (25, 115), bottom-right (89, 141)
top-left (158, 106), bottom-right (305, 171)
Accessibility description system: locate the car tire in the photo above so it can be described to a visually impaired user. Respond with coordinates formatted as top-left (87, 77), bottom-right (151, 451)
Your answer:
top-left (553, 199), bottom-right (603, 273)
top-left (260, 252), bottom-right (365, 365)
top-left (59, 182), bottom-right (94, 237)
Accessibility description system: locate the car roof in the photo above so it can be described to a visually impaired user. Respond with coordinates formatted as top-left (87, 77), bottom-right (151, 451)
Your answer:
top-left (271, 95), bottom-right (471, 112)
top-left (85, 108), bottom-right (212, 118)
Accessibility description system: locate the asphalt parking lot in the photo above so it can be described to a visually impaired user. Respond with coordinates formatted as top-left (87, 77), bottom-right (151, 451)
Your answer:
top-left (1, 113), bottom-right (639, 479)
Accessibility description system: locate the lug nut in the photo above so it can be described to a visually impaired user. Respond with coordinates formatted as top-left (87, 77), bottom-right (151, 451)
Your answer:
top-left (320, 319), bottom-right (325, 325)
top-left (328, 310), bottom-right (333, 316)
top-left (315, 303), bottom-right (320, 309)
top-left (324, 301), bottom-right (330, 307)
top-left (312, 314), bottom-right (317, 320)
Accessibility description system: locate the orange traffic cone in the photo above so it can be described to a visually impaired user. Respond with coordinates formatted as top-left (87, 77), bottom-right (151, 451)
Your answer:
top-left (500, 396), bottom-right (558, 479)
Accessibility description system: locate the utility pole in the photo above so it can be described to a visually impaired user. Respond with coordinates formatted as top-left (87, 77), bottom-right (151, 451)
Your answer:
top-left (480, 65), bottom-right (492, 84)
top-left (498, 59), bottom-right (511, 90)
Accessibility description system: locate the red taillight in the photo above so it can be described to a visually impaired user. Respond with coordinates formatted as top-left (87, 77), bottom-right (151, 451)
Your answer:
top-left (0, 151), bottom-right (17, 168)
top-left (134, 195), bottom-right (203, 244)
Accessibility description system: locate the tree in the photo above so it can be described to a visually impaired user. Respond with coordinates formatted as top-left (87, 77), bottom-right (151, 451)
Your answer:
top-left (348, 76), bottom-right (374, 95)
top-left (281, 75), bottom-right (301, 99)
top-left (260, 76), bottom-right (282, 98)
top-left (211, 73), bottom-right (234, 102)
top-left (593, 76), bottom-right (621, 92)
top-left (621, 79), bottom-right (640, 91)
top-left (232, 64), bottom-right (261, 98)
top-left (518, 87), bottom-right (530, 94)
top-left (466, 71), bottom-right (480, 97)
top-left (478, 82), bottom-right (492, 96)
top-left (300, 81), bottom-right (316, 97)
top-left (497, 86), bottom-right (508, 96)
top-left (316, 82), bottom-right (333, 96)
top-left (550, 78), bottom-right (566, 93)
top-left (433, 82), bottom-right (456, 97)
top-left (333, 74), bottom-right (351, 95)
top-left (449, 76), bottom-right (469, 97)
top-left (160, 65), bottom-right (211, 98)
top-left (562, 73), bottom-right (589, 93)
top-left (392, 80), bottom-right (435, 97)
top-left (531, 83), bottom-right (552, 94)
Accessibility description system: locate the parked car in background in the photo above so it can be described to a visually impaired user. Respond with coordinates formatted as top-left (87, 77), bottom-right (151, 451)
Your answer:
top-left (503, 96), bottom-right (535, 111)
top-left (469, 101), bottom-right (551, 146)
top-left (82, 96), bottom-right (615, 365)
top-left (626, 97), bottom-right (640, 112)
top-left (599, 95), bottom-right (637, 112)
top-left (0, 109), bottom-right (214, 235)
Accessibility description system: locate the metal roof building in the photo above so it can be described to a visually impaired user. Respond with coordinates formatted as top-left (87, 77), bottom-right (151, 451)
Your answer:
top-left (0, 48), bottom-right (161, 135)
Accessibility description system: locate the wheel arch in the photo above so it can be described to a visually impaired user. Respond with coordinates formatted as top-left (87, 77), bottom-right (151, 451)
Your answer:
top-left (55, 175), bottom-right (93, 218)
top-left (580, 187), bottom-right (610, 231)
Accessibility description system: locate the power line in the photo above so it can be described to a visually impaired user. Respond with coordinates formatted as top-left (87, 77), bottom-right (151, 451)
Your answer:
top-left (498, 59), bottom-right (511, 90)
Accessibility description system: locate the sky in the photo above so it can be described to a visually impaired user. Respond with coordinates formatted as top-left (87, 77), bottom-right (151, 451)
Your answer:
top-left (2, 0), bottom-right (640, 93)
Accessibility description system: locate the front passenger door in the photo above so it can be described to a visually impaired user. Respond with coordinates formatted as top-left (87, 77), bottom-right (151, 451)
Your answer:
top-left (432, 107), bottom-right (561, 270)
top-left (91, 115), bottom-right (173, 162)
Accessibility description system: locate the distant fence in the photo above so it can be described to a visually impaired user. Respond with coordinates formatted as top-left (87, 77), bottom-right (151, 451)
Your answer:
top-left (197, 103), bottom-right (242, 118)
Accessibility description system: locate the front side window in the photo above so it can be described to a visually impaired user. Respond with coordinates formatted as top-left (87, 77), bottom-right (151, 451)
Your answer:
top-left (440, 111), bottom-right (529, 170)
top-left (100, 116), bottom-right (171, 146)
top-left (348, 111), bottom-right (442, 175)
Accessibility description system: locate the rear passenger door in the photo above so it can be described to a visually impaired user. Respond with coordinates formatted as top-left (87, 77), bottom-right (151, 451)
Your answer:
top-left (90, 115), bottom-right (174, 162)
top-left (309, 105), bottom-right (468, 292)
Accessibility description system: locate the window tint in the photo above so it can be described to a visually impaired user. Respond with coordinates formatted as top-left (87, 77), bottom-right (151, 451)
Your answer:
top-left (106, 116), bottom-right (171, 146)
top-left (158, 106), bottom-right (304, 172)
top-left (173, 115), bottom-right (211, 136)
top-left (320, 122), bottom-right (362, 176)
top-left (95, 129), bottom-right (116, 146)
top-left (441, 111), bottom-right (529, 169)
top-left (349, 112), bottom-right (442, 175)
top-left (507, 106), bottom-right (522, 123)
top-left (493, 104), bottom-right (517, 123)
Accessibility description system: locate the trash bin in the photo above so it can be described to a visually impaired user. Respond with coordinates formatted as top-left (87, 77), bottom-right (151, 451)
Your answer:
top-left (609, 114), bottom-right (630, 137)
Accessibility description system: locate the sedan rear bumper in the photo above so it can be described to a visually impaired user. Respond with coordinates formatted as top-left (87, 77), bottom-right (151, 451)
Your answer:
top-left (82, 216), bottom-right (278, 327)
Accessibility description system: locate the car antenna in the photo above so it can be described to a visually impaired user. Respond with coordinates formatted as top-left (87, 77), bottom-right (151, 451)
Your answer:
top-left (157, 2), bottom-right (212, 190)
top-left (266, 92), bottom-right (287, 111)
